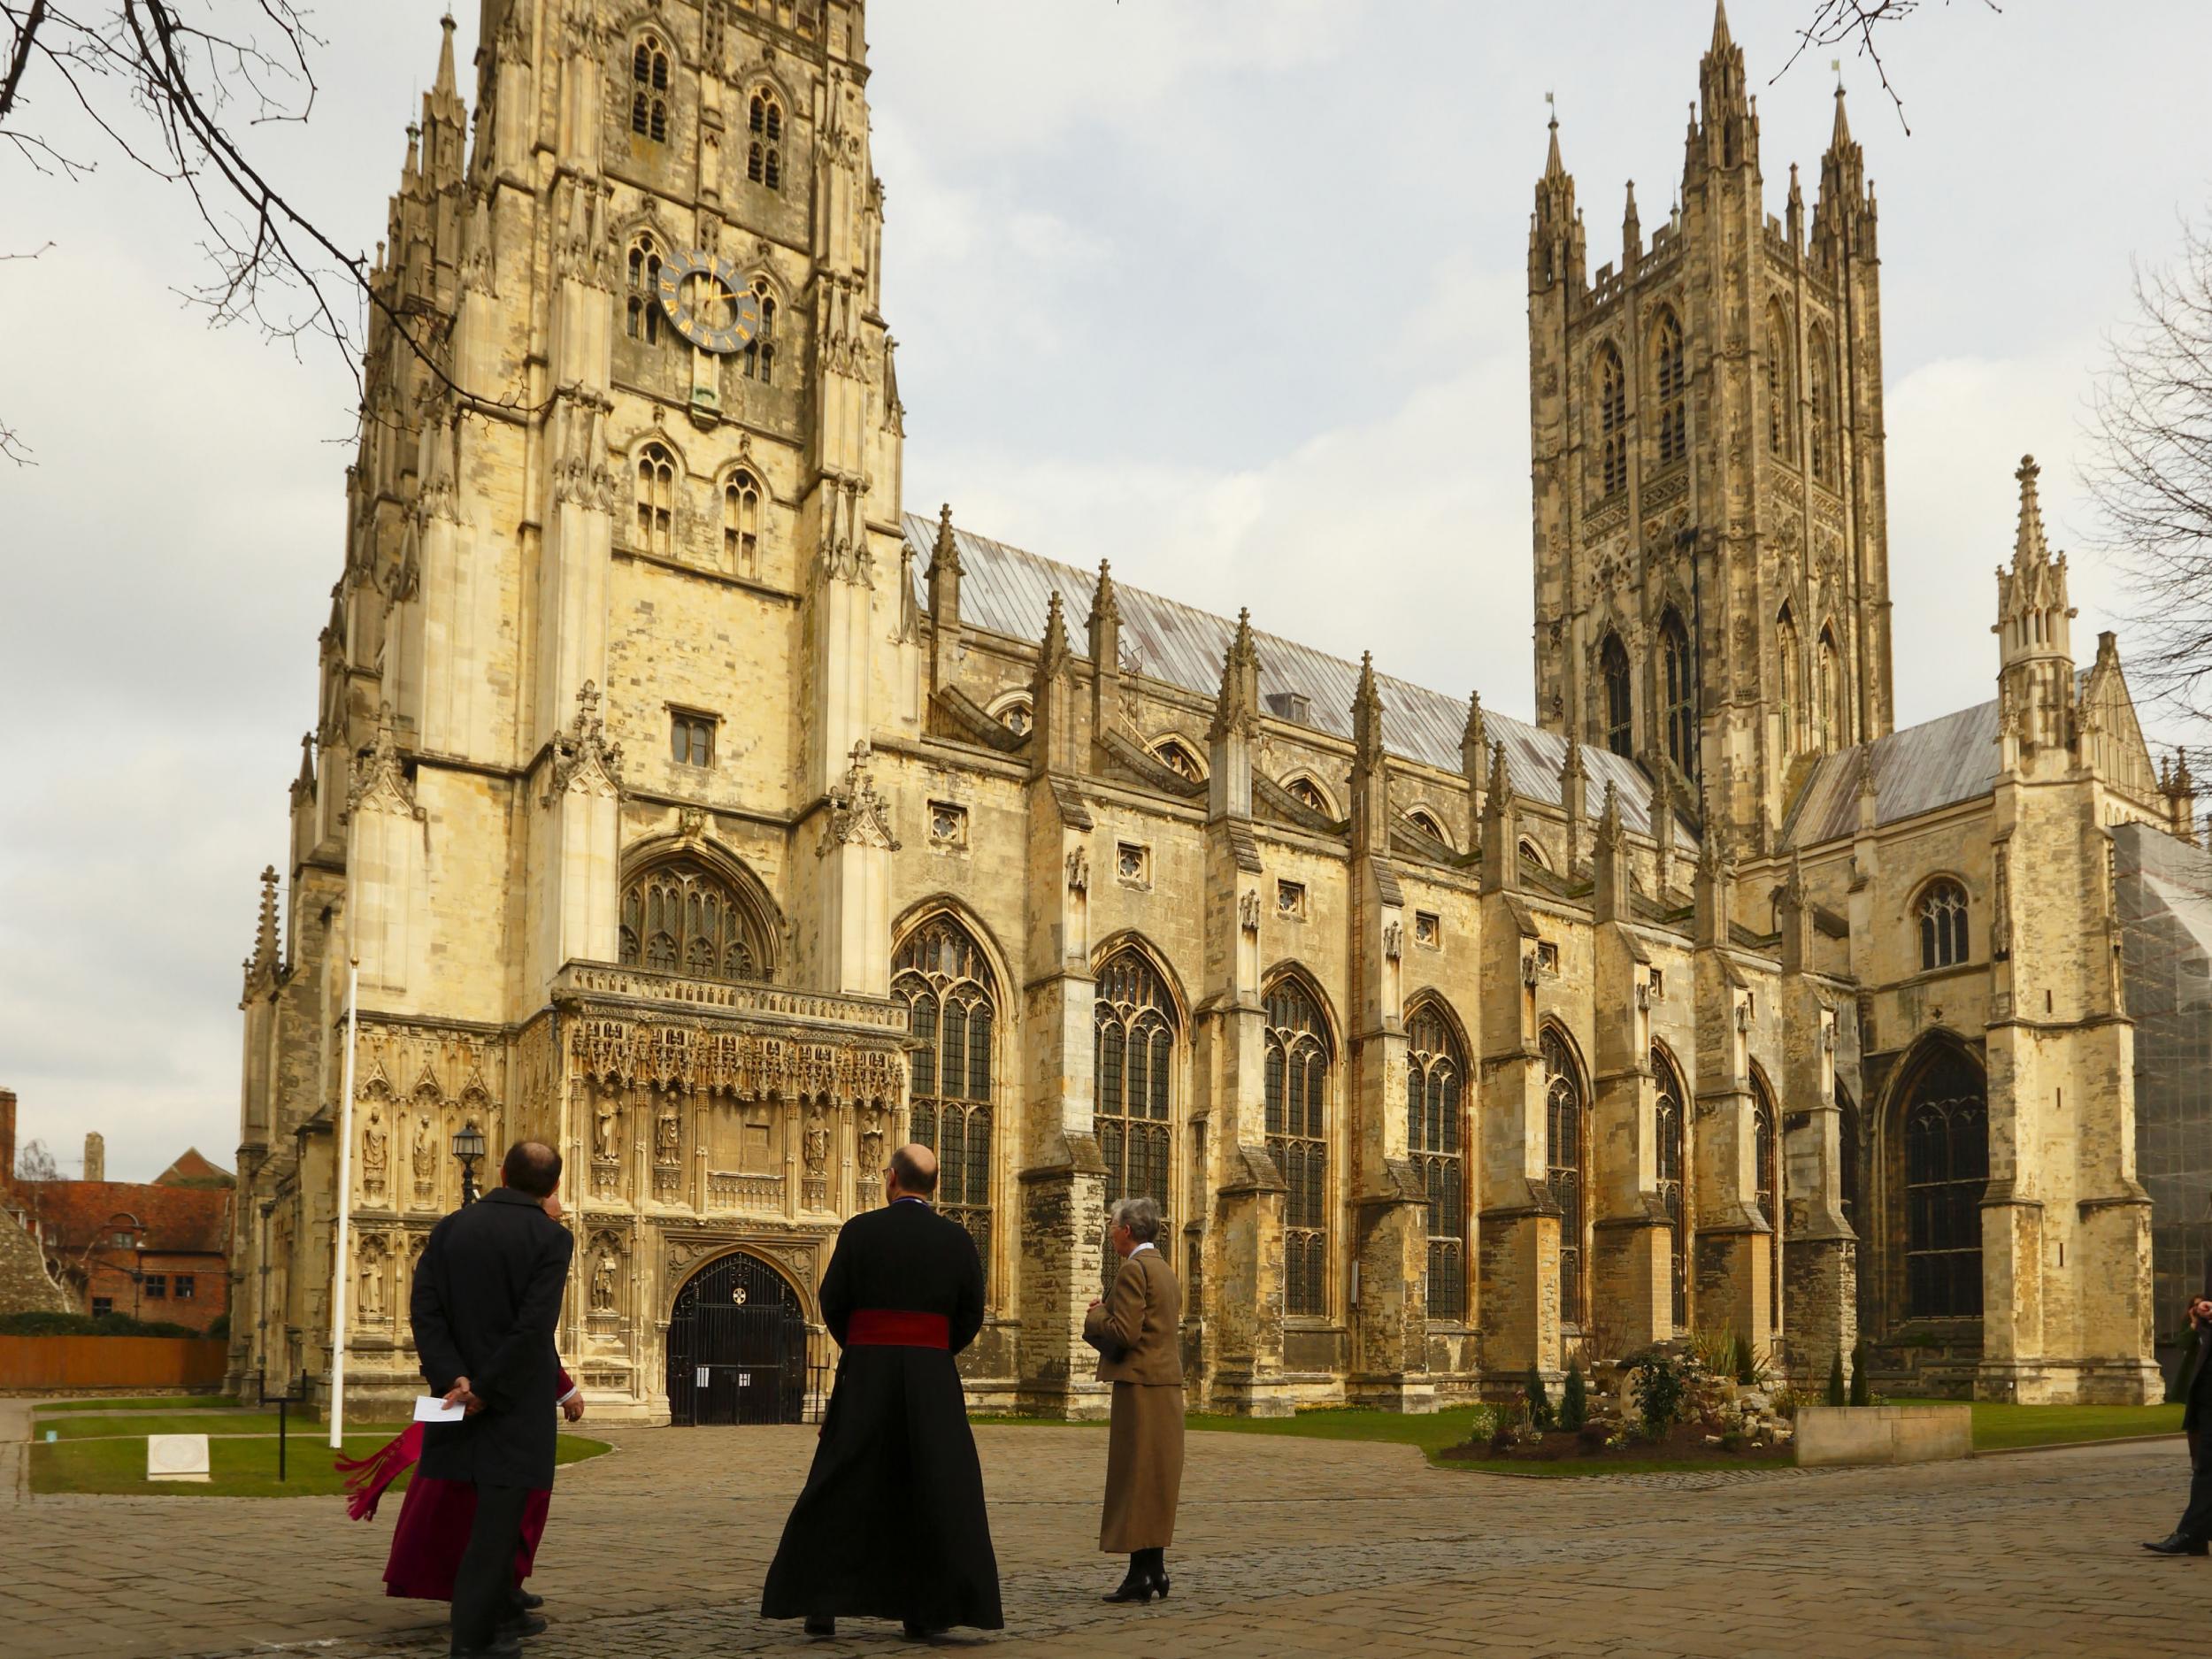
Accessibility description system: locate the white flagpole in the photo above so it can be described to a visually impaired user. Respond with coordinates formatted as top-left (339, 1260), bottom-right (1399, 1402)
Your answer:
top-left (328, 954), bottom-right (360, 1449)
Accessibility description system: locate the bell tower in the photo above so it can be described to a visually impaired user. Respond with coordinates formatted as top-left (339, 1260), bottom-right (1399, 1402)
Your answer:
top-left (1528, 2), bottom-right (1892, 851)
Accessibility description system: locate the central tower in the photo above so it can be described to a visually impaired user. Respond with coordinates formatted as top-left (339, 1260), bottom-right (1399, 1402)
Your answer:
top-left (1528, 4), bottom-right (1893, 851)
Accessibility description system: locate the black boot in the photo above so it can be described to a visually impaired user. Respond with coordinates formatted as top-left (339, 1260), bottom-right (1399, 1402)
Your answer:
top-left (1144, 1547), bottom-right (1171, 1600)
top-left (1102, 1553), bottom-right (1156, 1603)
top-left (803, 1614), bottom-right (836, 1638)
top-left (2144, 1532), bottom-right (2209, 1555)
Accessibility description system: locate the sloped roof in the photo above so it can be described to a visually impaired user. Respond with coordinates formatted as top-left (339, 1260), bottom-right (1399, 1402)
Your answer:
top-left (19, 1179), bottom-right (232, 1256)
top-left (1781, 671), bottom-right (2092, 849)
top-left (155, 1148), bottom-right (234, 1187)
top-left (904, 515), bottom-right (1691, 843)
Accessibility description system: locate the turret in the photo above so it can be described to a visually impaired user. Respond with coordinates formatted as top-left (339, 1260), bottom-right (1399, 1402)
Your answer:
top-left (1529, 112), bottom-right (1586, 296)
top-left (1686, 1), bottom-right (1757, 180)
top-left (1993, 456), bottom-right (2077, 756)
top-left (1206, 610), bottom-right (1261, 822)
top-left (1811, 83), bottom-right (1874, 269)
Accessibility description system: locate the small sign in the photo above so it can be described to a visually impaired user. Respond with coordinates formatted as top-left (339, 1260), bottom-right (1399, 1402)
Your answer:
top-left (147, 1433), bottom-right (211, 1483)
top-left (695, 1366), bottom-right (710, 1387)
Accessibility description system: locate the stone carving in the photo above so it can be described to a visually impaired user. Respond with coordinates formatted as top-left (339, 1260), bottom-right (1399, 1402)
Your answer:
top-left (656, 1100), bottom-right (681, 1165)
top-left (1065, 847), bottom-right (1090, 893)
top-left (348, 703), bottom-right (422, 821)
top-left (412, 1117), bottom-right (434, 1199)
top-left (591, 1249), bottom-right (618, 1314)
top-left (546, 680), bottom-right (624, 805)
top-left (1239, 889), bottom-right (1262, 931)
top-left (362, 1109), bottom-right (388, 1201)
top-left (678, 805), bottom-right (708, 840)
top-left (819, 741), bottom-right (899, 854)
top-left (803, 1108), bottom-right (830, 1176)
top-left (595, 1092), bottom-right (621, 1162)
top-left (1383, 921), bottom-right (1404, 961)
top-left (358, 1240), bottom-right (384, 1318)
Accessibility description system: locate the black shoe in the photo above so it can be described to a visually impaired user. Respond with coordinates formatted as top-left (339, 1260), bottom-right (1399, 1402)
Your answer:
top-left (495, 1612), bottom-right (547, 1639)
top-left (803, 1615), bottom-right (835, 1638)
top-left (514, 1592), bottom-right (544, 1611)
top-left (1102, 1573), bottom-right (1156, 1604)
top-left (450, 1640), bottom-right (522, 1659)
top-left (902, 1620), bottom-right (948, 1641)
top-left (2144, 1533), bottom-right (2209, 1555)
top-left (1149, 1571), bottom-right (1171, 1600)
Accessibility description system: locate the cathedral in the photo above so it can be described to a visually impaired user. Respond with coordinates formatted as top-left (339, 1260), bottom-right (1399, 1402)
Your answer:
top-left (229, 0), bottom-right (2206, 1422)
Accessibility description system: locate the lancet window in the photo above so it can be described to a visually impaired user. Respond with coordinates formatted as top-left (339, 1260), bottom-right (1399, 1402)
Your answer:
top-left (1543, 1026), bottom-right (1587, 1326)
top-left (1601, 633), bottom-right (1632, 757)
top-left (1902, 1050), bottom-right (1987, 1319)
top-left (741, 279), bottom-right (778, 384)
top-left (1754, 1071), bottom-right (1781, 1328)
top-left (1094, 948), bottom-right (1176, 1294)
top-left (1654, 1045), bottom-right (1689, 1330)
top-left (1777, 606), bottom-right (1800, 753)
top-left (1917, 879), bottom-right (1970, 972)
top-left (748, 89), bottom-right (784, 190)
top-left (1264, 977), bottom-right (1332, 1317)
top-left (634, 442), bottom-right (677, 556)
top-left (1766, 299), bottom-right (1795, 458)
top-left (1661, 608), bottom-right (1695, 778)
top-left (894, 917), bottom-right (998, 1278)
top-left (631, 35), bottom-right (670, 142)
top-left (626, 237), bottom-right (665, 344)
top-left (1407, 1001), bottom-right (1466, 1321)
top-left (722, 469), bottom-right (761, 574)
top-left (1654, 308), bottom-right (1687, 468)
top-left (1809, 325), bottom-right (1837, 486)
top-left (1817, 625), bottom-right (1844, 750)
top-left (1596, 345), bottom-right (1628, 498)
top-left (618, 859), bottom-right (763, 983)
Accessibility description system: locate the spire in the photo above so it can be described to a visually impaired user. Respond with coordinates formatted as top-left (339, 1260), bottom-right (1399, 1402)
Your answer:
top-left (1460, 691), bottom-right (1486, 780)
top-left (1622, 178), bottom-right (1642, 265)
top-left (1209, 609), bottom-right (1262, 742)
top-left (1038, 589), bottom-right (1071, 676)
top-left (1352, 652), bottom-right (1386, 765)
top-left (1087, 559), bottom-right (1122, 679)
top-left (249, 865), bottom-right (280, 987)
top-left (2011, 454), bottom-right (2050, 570)
top-left (1830, 81), bottom-right (1853, 150)
top-left (1543, 109), bottom-right (1566, 183)
top-left (434, 12), bottom-right (458, 96)
top-left (1479, 741), bottom-right (1519, 895)
top-left (1090, 559), bottom-right (1120, 629)
top-left (1710, 0), bottom-right (1732, 52)
top-left (1531, 99), bottom-right (1585, 293)
top-left (928, 501), bottom-right (961, 579)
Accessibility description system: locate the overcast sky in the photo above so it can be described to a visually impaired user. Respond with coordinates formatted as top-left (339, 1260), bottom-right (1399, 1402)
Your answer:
top-left (4, 0), bottom-right (2207, 1181)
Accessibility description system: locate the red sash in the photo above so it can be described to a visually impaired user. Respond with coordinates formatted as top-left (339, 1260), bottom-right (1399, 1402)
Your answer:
top-left (845, 1309), bottom-right (950, 1348)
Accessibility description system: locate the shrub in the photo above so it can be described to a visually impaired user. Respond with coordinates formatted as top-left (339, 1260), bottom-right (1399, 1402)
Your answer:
top-left (1687, 1327), bottom-right (1736, 1376)
top-left (1849, 1338), bottom-right (1870, 1406)
top-left (1560, 1360), bottom-right (1587, 1431)
top-left (1524, 1363), bottom-right (1554, 1431)
top-left (1487, 1423), bottom-right (1514, 1455)
top-left (1578, 1417), bottom-right (1609, 1453)
top-left (1826, 1349), bottom-right (1847, 1407)
top-left (1734, 1332), bottom-right (1761, 1385)
top-left (206, 1312), bottom-right (230, 1339)
top-left (1625, 1348), bottom-right (1690, 1440)
top-left (0, 1310), bottom-right (196, 1338)
top-left (1718, 1429), bottom-right (1747, 1453)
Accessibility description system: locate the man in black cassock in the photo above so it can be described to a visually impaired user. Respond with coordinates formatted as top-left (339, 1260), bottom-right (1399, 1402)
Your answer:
top-left (411, 1141), bottom-right (574, 1657)
top-left (762, 1142), bottom-right (1002, 1640)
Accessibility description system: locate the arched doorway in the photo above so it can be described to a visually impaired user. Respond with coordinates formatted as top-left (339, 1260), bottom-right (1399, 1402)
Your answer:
top-left (666, 1251), bottom-right (809, 1425)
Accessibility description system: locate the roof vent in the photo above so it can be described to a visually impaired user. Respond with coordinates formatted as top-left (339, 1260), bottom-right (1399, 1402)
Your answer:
top-left (1265, 691), bottom-right (1313, 724)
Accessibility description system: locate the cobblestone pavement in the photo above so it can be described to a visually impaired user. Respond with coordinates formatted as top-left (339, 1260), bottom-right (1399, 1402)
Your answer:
top-left (0, 1409), bottom-right (2197, 1659)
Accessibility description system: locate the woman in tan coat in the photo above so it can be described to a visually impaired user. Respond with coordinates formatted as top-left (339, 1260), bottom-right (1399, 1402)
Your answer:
top-left (1082, 1195), bottom-right (1184, 1604)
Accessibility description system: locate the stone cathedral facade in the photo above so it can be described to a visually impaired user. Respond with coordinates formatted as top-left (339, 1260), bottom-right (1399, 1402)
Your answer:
top-left (230, 2), bottom-right (2198, 1420)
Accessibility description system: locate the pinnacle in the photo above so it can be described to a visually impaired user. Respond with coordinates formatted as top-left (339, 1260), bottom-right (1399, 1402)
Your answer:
top-left (2012, 454), bottom-right (2050, 568)
top-left (1710, 0), bottom-right (1732, 51)
top-left (434, 12), bottom-right (458, 97)
top-left (1830, 81), bottom-right (1854, 151)
top-left (1543, 111), bottom-right (1566, 183)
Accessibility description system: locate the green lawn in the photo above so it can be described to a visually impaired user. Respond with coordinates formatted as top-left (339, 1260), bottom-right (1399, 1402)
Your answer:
top-left (1891, 1397), bottom-right (2184, 1452)
top-left (37, 1411), bottom-right (411, 1441)
top-left (1186, 1405), bottom-right (1493, 1459)
top-left (34, 1395), bottom-right (243, 1414)
top-left (28, 1430), bottom-right (611, 1497)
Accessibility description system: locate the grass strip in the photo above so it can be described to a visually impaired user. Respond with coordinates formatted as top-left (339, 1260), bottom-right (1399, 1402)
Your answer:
top-left (34, 1396), bottom-right (243, 1414)
top-left (29, 1430), bottom-right (610, 1498)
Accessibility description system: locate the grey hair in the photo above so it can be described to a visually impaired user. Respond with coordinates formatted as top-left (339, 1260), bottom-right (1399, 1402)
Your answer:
top-left (1109, 1195), bottom-right (1163, 1245)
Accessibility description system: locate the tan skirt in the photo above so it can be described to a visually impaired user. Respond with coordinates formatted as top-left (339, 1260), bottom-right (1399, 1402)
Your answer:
top-left (1099, 1380), bottom-right (1184, 1553)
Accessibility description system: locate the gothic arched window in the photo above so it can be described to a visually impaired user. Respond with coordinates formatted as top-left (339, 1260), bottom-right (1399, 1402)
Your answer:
top-left (634, 442), bottom-right (676, 556)
top-left (630, 35), bottom-right (670, 143)
top-left (1753, 1071), bottom-right (1781, 1329)
top-left (1766, 299), bottom-right (1795, 458)
top-left (1816, 624), bottom-right (1845, 750)
top-left (1902, 1049), bottom-right (1987, 1318)
top-left (722, 469), bottom-right (761, 575)
top-left (1264, 977), bottom-right (1332, 1317)
top-left (1809, 325), bottom-right (1837, 487)
top-left (1600, 632), bottom-right (1632, 757)
top-left (619, 859), bottom-right (764, 983)
top-left (1661, 608), bottom-right (1695, 778)
top-left (1408, 808), bottom-right (1449, 848)
top-left (1837, 1084), bottom-right (1860, 1238)
top-left (748, 88), bottom-right (784, 190)
top-left (1654, 308), bottom-right (1687, 468)
top-left (626, 236), bottom-right (665, 344)
top-left (1543, 1026), bottom-right (1587, 1325)
top-left (1596, 345), bottom-right (1628, 498)
top-left (894, 916), bottom-right (999, 1275)
top-left (1095, 948), bottom-right (1176, 1294)
top-left (1777, 605), bottom-right (1801, 754)
top-left (1408, 1001), bottom-right (1467, 1320)
top-left (1917, 879), bottom-right (1970, 972)
top-left (1153, 739), bottom-right (1204, 784)
top-left (1285, 775), bottom-right (1329, 815)
top-left (1654, 1045), bottom-right (1689, 1330)
top-left (741, 279), bottom-right (778, 384)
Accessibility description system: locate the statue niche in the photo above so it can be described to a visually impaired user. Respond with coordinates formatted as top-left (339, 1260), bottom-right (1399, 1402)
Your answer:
top-left (706, 1094), bottom-right (783, 1212)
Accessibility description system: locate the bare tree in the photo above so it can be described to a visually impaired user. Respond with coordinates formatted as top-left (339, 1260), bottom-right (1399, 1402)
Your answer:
top-left (1773, 1), bottom-right (2003, 134)
top-left (14, 1137), bottom-right (61, 1183)
top-left (1, 2), bottom-right (509, 465)
top-left (2084, 212), bottom-right (2212, 726)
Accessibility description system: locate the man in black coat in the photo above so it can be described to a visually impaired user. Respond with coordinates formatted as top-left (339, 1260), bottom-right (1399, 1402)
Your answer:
top-left (2147, 1263), bottom-right (2212, 1556)
top-left (411, 1141), bottom-right (575, 1655)
top-left (762, 1142), bottom-right (1002, 1640)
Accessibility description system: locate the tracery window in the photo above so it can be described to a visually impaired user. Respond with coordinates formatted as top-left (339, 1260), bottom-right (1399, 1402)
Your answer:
top-left (1408, 808), bottom-right (1449, 847)
top-left (1661, 608), bottom-right (1695, 778)
top-left (748, 89), bottom-right (784, 189)
top-left (626, 236), bottom-right (665, 344)
top-left (1152, 739), bottom-right (1203, 783)
top-left (1600, 633), bottom-right (1632, 757)
top-left (741, 278), bottom-right (778, 384)
top-left (894, 917), bottom-right (998, 1277)
top-left (1286, 775), bottom-right (1329, 815)
top-left (1407, 1001), bottom-right (1466, 1320)
top-left (1654, 1045), bottom-right (1689, 1330)
top-left (1917, 879), bottom-right (1970, 972)
top-left (634, 442), bottom-right (677, 556)
top-left (619, 859), bottom-right (762, 982)
top-left (630, 35), bottom-right (670, 142)
top-left (1809, 325), bottom-right (1836, 486)
top-left (1766, 299), bottom-right (1795, 458)
top-left (1753, 1071), bottom-right (1781, 1329)
top-left (1263, 977), bottom-right (1332, 1317)
top-left (995, 699), bottom-right (1032, 739)
top-left (1654, 308), bottom-right (1687, 468)
top-left (1777, 606), bottom-right (1800, 753)
top-left (1596, 345), bottom-right (1628, 498)
top-left (1543, 1027), bottom-right (1587, 1325)
top-left (722, 469), bottom-right (761, 574)
top-left (1816, 625), bottom-right (1844, 750)
top-left (1903, 1050), bottom-right (1987, 1319)
top-left (1095, 948), bottom-right (1176, 1295)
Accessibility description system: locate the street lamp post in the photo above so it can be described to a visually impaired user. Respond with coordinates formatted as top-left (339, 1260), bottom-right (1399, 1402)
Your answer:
top-left (452, 1124), bottom-right (488, 1206)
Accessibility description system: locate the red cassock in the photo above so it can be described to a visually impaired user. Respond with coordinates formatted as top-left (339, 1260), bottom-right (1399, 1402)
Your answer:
top-left (336, 1368), bottom-right (569, 1601)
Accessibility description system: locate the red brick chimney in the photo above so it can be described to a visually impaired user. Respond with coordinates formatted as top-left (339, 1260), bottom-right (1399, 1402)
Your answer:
top-left (0, 1087), bottom-right (16, 1194)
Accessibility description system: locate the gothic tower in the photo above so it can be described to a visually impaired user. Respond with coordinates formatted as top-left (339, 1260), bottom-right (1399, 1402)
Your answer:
top-left (1529, 2), bottom-right (1892, 851)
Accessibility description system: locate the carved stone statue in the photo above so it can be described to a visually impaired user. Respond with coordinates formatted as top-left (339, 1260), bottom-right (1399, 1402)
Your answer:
top-left (656, 1102), bottom-right (680, 1165)
top-left (361, 1110), bottom-right (388, 1198)
top-left (595, 1093), bottom-right (620, 1162)
top-left (590, 1250), bottom-right (617, 1314)
top-left (411, 1118), bottom-right (434, 1183)
top-left (803, 1109), bottom-right (830, 1176)
top-left (358, 1246), bottom-right (383, 1317)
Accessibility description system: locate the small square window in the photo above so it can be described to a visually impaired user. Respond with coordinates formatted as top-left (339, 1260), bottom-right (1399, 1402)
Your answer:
top-left (91, 1297), bottom-right (112, 1317)
top-left (928, 801), bottom-right (969, 851)
top-left (144, 1274), bottom-right (167, 1299)
top-left (1277, 879), bottom-right (1308, 920)
top-left (1648, 966), bottom-right (1666, 1001)
top-left (1537, 940), bottom-right (1561, 974)
top-left (1414, 910), bottom-right (1441, 950)
top-left (1117, 842), bottom-right (1151, 888)
top-left (670, 711), bottom-right (717, 768)
top-left (173, 1275), bottom-right (196, 1300)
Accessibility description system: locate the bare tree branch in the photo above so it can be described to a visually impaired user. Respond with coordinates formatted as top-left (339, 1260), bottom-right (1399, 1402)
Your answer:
top-left (1772, 0), bottom-right (2004, 135)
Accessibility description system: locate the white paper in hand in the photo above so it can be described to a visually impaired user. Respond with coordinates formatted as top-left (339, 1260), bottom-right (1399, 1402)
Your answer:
top-left (413, 1394), bottom-right (465, 1424)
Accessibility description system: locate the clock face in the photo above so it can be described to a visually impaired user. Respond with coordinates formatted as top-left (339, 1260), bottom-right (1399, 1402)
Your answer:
top-left (656, 250), bottom-right (762, 354)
